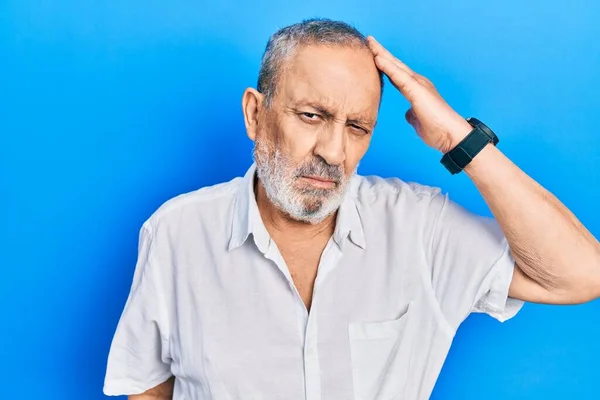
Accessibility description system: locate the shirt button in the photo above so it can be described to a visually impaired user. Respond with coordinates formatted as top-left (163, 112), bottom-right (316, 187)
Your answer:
top-left (306, 347), bottom-right (315, 356)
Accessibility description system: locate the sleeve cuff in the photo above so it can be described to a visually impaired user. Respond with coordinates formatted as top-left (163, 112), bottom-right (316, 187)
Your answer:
top-left (472, 244), bottom-right (525, 323)
top-left (103, 370), bottom-right (173, 396)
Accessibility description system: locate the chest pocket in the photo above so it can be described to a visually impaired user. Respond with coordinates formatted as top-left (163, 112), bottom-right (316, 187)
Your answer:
top-left (348, 301), bottom-right (416, 400)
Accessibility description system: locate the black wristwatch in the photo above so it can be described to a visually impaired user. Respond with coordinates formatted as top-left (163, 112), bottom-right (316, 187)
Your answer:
top-left (440, 117), bottom-right (499, 175)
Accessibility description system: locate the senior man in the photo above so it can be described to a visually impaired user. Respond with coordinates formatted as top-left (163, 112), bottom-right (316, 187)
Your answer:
top-left (104, 18), bottom-right (600, 400)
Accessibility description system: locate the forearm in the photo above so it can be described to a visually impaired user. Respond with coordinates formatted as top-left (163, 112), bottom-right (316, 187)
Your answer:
top-left (463, 143), bottom-right (600, 300)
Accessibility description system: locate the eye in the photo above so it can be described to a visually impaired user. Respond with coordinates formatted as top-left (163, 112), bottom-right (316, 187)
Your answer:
top-left (299, 112), bottom-right (320, 122)
top-left (350, 124), bottom-right (369, 135)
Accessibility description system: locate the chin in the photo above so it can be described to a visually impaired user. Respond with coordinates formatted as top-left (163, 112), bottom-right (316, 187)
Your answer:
top-left (291, 211), bottom-right (331, 225)
top-left (299, 201), bottom-right (340, 224)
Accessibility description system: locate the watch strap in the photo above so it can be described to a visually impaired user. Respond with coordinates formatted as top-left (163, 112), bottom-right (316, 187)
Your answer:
top-left (440, 117), bottom-right (498, 174)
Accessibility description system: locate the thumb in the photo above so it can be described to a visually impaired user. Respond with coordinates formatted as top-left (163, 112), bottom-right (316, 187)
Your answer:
top-left (405, 108), bottom-right (421, 130)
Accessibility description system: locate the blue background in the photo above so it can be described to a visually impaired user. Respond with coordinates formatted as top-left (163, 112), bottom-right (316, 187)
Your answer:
top-left (2, 0), bottom-right (599, 399)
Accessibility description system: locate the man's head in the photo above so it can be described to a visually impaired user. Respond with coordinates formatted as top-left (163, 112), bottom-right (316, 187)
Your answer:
top-left (242, 18), bottom-right (384, 224)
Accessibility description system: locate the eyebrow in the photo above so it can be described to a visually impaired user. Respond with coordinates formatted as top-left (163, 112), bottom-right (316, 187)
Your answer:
top-left (291, 100), bottom-right (377, 127)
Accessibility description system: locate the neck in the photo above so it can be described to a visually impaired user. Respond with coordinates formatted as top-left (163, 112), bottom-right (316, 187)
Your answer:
top-left (255, 178), bottom-right (337, 243)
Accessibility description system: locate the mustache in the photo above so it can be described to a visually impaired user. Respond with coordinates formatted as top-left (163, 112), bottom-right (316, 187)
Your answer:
top-left (294, 158), bottom-right (344, 182)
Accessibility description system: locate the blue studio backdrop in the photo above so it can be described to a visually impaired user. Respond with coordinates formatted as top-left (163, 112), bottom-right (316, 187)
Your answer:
top-left (1, 1), bottom-right (599, 399)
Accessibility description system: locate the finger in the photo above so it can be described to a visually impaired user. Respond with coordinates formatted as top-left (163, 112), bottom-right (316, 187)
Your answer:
top-left (368, 36), bottom-right (437, 92)
top-left (415, 75), bottom-right (435, 90)
top-left (373, 55), bottom-right (420, 101)
top-left (368, 38), bottom-right (413, 77)
top-left (367, 36), bottom-right (416, 76)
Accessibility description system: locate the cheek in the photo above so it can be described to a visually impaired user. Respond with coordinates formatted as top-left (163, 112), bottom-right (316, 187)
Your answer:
top-left (280, 118), bottom-right (318, 160)
top-left (344, 136), bottom-right (371, 173)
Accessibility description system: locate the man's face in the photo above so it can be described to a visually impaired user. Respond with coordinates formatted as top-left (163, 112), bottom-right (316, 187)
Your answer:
top-left (253, 44), bottom-right (381, 224)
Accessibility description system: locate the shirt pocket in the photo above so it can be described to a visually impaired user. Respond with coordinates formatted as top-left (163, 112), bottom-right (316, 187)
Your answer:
top-left (348, 301), bottom-right (415, 400)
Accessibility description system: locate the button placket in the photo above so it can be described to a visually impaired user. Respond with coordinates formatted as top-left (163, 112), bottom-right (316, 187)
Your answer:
top-left (302, 239), bottom-right (341, 400)
top-left (303, 311), bottom-right (321, 400)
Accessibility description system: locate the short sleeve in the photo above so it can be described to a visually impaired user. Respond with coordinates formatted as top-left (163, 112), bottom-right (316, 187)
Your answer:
top-left (426, 192), bottom-right (524, 328)
top-left (103, 224), bottom-right (172, 396)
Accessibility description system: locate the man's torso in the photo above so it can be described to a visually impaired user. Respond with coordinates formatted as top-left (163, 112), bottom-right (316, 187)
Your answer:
top-left (145, 166), bottom-right (457, 400)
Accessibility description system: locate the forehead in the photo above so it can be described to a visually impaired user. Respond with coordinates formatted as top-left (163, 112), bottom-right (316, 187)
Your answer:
top-left (278, 44), bottom-right (381, 118)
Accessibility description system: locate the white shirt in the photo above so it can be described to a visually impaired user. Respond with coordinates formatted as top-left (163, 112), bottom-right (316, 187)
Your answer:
top-left (104, 163), bottom-right (524, 400)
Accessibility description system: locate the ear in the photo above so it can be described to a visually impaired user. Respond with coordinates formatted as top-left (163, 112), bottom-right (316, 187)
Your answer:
top-left (242, 87), bottom-right (265, 141)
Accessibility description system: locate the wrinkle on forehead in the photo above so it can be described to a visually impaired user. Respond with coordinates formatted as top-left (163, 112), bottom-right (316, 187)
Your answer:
top-left (277, 45), bottom-right (381, 122)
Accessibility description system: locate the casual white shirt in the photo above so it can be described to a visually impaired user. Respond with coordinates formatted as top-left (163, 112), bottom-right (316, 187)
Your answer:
top-left (104, 163), bottom-right (523, 400)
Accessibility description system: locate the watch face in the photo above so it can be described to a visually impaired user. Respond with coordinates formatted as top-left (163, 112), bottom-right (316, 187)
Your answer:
top-left (467, 117), bottom-right (498, 144)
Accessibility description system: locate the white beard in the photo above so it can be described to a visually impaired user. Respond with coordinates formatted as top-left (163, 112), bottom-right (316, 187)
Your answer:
top-left (253, 139), bottom-right (355, 224)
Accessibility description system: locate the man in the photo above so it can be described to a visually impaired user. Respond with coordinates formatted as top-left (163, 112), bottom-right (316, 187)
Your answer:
top-left (103, 18), bottom-right (600, 400)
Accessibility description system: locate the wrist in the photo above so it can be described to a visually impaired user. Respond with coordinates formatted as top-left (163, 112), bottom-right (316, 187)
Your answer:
top-left (462, 141), bottom-right (495, 174)
top-left (439, 117), bottom-right (499, 175)
top-left (440, 120), bottom-right (473, 154)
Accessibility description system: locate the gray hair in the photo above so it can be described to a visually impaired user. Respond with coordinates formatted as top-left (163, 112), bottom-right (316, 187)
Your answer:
top-left (257, 18), bottom-right (384, 107)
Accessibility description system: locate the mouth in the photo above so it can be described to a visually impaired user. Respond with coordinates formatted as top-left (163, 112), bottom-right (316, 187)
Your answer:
top-left (299, 175), bottom-right (338, 189)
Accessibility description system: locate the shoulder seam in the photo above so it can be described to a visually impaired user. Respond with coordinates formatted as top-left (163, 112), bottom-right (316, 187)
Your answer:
top-left (147, 179), bottom-right (242, 229)
top-left (356, 176), bottom-right (441, 204)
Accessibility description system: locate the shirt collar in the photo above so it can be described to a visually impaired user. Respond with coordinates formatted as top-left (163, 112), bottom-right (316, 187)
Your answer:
top-left (228, 163), bottom-right (271, 253)
top-left (228, 163), bottom-right (366, 252)
top-left (332, 175), bottom-right (366, 250)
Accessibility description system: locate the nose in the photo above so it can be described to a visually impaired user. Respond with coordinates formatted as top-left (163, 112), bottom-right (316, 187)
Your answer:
top-left (313, 123), bottom-right (346, 166)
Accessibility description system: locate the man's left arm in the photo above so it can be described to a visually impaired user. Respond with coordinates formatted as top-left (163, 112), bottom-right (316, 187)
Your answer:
top-left (367, 36), bottom-right (600, 305)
